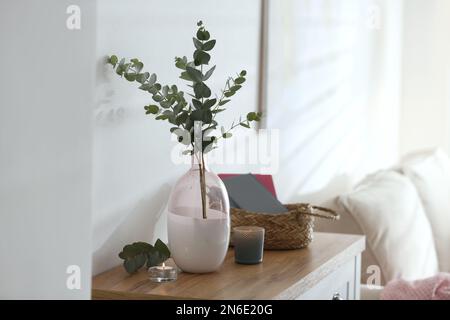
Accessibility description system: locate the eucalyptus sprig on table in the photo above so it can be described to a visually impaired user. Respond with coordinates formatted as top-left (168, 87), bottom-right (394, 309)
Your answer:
top-left (107, 20), bottom-right (262, 220)
top-left (118, 239), bottom-right (170, 274)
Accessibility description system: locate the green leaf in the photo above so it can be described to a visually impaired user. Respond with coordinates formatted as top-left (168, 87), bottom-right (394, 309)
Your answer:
top-left (133, 61), bottom-right (144, 73)
top-left (175, 56), bottom-right (188, 70)
top-left (144, 105), bottom-right (159, 114)
top-left (115, 65), bottom-right (125, 76)
top-left (212, 108), bottom-right (225, 114)
top-left (190, 108), bottom-right (212, 124)
top-left (154, 239), bottom-right (171, 259)
top-left (162, 85), bottom-right (169, 97)
top-left (136, 72), bottom-right (149, 84)
top-left (124, 73), bottom-right (136, 82)
top-left (202, 40), bottom-right (216, 51)
top-left (194, 50), bottom-right (210, 66)
top-left (203, 65), bottom-right (216, 81)
top-left (186, 66), bottom-right (203, 83)
top-left (240, 122), bottom-right (251, 129)
top-left (139, 83), bottom-right (151, 91)
top-left (218, 99), bottom-right (231, 106)
top-left (203, 98), bottom-right (217, 109)
top-left (160, 101), bottom-right (171, 109)
top-left (156, 115), bottom-right (169, 120)
top-left (240, 70), bottom-right (247, 77)
top-left (224, 91), bottom-right (235, 98)
top-left (108, 55), bottom-right (118, 66)
top-left (149, 73), bottom-right (157, 86)
top-left (230, 85), bottom-right (242, 92)
top-left (152, 95), bottom-right (163, 102)
top-left (176, 111), bottom-right (189, 125)
top-left (147, 251), bottom-right (164, 268)
top-left (222, 132), bottom-right (232, 139)
top-left (118, 239), bottom-right (170, 274)
top-left (235, 77), bottom-right (246, 84)
top-left (123, 259), bottom-right (137, 274)
top-left (192, 99), bottom-right (203, 110)
top-left (197, 29), bottom-right (210, 41)
top-left (193, 38), bottom-right (203, 50)
top-left (173, 103), bottom-right (184, 115)
top-left (171, 85), bottom-right (178, 94)
top-left (247, 112), bottom-right (257, 121)
top-left (194, 82), bottom-right (211, 99)
top-left (148, 86), bottom-right (158, 95)
top-left (180, 71), bottom-right (193, 81)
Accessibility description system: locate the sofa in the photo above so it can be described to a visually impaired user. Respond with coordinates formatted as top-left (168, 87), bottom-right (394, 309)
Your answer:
top-left (316, 148), bottom-right (450, 299)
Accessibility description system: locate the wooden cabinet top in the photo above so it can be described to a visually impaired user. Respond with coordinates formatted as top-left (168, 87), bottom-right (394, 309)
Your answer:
top-left (92, 232), bottom-right (365, 300)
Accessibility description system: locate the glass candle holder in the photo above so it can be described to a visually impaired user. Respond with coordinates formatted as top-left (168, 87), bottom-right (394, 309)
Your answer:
top-left (148, 262), bottom-right (178, 283)
top-left (233, 226), bottom-right (265, 265)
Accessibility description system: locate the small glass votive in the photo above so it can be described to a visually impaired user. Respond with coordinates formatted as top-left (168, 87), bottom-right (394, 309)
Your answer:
top-left (233, 226), bottom-right (265, 265)
top-left (148, 262), bottom-right (178, 283)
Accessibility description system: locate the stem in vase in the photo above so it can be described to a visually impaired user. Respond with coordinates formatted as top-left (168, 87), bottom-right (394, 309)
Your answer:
top-left (199, 152), bottom-right (207, 219)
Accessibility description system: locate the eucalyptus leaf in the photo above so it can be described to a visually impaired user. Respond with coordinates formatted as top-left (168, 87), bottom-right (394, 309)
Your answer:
top-left (194, 82), bottom-right (211, 99)
top-left (154, 239), bottom-right (171, 259)
top-left (160, 101), bottom-right (171, 109)
top-left (194, 50), bottom-right (210, 66)
top-left (152, 95), bottom-right (163, 102)
top-left (149, 73), bottom-right (157, 85)
top-left (186, 66), bottom-right (204, 82)
top-left (193, 37), bottom-right (203, 50)
top-left (235, 77), bottom-right (246, 84)
top-left (218, 99), bottom-right (231, 106)
top-left (224, 91), bottom-right (235, 98)
top-left (197, 29), bottom-right (210, 41)
top-left (108, 55), bottom-right (118, 66)
top-left (202, 98), bottom-right (217, 109)
top-left (202, 40), bottom-right (216, 51)
top-left (203, 65), bottom-right (216, 81)
top-left (230, 85), bottom-right (242, 92)
top-left (180, 71), bottom-right (193, 81)
top-left (123, 259), bottom-right (137, 274)
top-left (192, 99), bottom-right (203, 110)
top-left (144, 105), bottom-right (159, 114)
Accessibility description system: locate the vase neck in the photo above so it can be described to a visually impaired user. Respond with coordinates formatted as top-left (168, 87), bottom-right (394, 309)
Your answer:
top-left (191, 152), bottom-right (209, 171)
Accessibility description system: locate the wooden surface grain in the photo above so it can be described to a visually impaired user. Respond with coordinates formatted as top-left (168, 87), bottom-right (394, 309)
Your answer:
top-left (92, 232), bottom-right (365, 300)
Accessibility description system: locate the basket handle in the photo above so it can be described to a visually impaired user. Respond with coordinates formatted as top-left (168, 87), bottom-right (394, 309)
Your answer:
top-left (298, 204), bottom-right (340, 220)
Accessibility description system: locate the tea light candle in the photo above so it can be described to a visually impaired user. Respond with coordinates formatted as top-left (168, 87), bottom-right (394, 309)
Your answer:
top-left (233, 226), bottom-right (265, 265)
top-left (148, 262), bottom-right (178, 283)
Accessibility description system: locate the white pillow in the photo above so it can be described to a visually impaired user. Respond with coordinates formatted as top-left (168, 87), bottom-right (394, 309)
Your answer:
top-left (402, 149), bottom-right (450, 272)
top-left (339, 171), bottom-right (439, 283)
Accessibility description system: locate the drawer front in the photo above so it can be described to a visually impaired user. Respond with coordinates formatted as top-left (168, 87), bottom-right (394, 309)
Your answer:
top-left (296, 255), bottom-right (361, 300)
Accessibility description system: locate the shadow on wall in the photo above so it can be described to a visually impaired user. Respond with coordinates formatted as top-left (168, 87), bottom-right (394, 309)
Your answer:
top-left (92, 184), bottom-right (171, 275)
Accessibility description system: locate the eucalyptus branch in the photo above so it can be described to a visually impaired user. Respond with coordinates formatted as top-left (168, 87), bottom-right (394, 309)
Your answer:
top-left (106, 20), bottom-right (263, 220)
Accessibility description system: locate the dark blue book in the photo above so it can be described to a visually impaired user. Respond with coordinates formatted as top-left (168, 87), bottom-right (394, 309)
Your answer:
top-left (223, 174), bottom-right (288, 213)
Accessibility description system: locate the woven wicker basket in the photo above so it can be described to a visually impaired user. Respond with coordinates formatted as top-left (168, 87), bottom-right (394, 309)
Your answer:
top-left (230, 203), bottom-right (339, 250)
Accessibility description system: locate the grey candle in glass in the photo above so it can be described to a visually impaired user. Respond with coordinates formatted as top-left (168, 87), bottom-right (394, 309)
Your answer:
top-left (233, 226), bottom-right (265, 264)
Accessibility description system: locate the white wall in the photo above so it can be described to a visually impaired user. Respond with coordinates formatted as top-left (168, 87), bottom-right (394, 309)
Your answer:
top-left (400, 0), bottom-right (450, 156)
top-left (0, 0), bottom-right (95, 299)
top-left (93, 0), bottom-right (261, 275)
